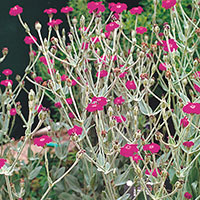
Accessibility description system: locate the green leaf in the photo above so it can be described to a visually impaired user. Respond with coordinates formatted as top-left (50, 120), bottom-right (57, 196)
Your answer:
top-left (56, 167), bottom-right (66, 179)
top-left (55, 141), bottom-right (69, 160)
top-left (117, 194), bottom-right (130, 200)
top-left (64, 174), bottom-right (82, 193)
top-left (97, 152), bottom-right (106, 167)
top-left (90, 173), bottom-right (96, 190)
top-left (58, 192), bottom-right (80, 200)
top-left (138, 100), bottom-right (152, 116)
top-left (28, 166), bottom-right (42, 180)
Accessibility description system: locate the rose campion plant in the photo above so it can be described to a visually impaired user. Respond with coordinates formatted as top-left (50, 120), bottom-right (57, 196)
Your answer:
top-left (0, 0), bottom-right (200, 199)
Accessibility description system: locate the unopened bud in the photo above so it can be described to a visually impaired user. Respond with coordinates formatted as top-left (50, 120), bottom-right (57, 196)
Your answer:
top-left (193, 59), bottom-right (198, 67)
top-left (35, 21), bottom-right (42, 31)
top-left (2, 47), bottom-right (8, 56)
top-left (15, 74), bottom-right (21, 82)
top-left (72, 17), bottom-right (78, 25)
top-left (80, 15), bottom-right (85, 28)
top-left (29, 89), bottom-right (35, 101)
top-left (51, 37), bottom-right (58, 45)
top-left (108, 106), bottom-right (113, 117)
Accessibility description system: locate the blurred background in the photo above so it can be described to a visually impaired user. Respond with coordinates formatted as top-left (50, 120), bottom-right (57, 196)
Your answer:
top-left (0, 0), bottom-right (141, 138)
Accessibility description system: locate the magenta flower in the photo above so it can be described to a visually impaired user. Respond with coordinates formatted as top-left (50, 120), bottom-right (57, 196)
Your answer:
top-left (162, 0), bottom-right (176, 9)
top-left (35, 105), bottom-right (43, 113)
top-left (159, 63), bottom-right (167, 71)
top-left (39, 56), bottom-right (54, 66)
top-left (109, 3), bottom-right (127, 13)
top-left (2, 69), bottom-right (12, 76)
top-left (10, 108), bottom-right (17, 116)
top-left (162, 39), bottom-right (178, 52)
top-left (98, 55), bottom-right (107, 64)
top-left (61, 6), bottom-right (74, 14)
top-left (113, 115), bottom-right (126, 123)
top-left (68, 112), bottom-right (75, 119)
top-left (120, 144), bottom-right (139, 157)
top-left (86, 102), bottom-right (104, 112)
top-left (184, 192), bottom-right (192, 199)
top-left (126, 80), bottom-right (136, 90)
top-left (145, 168), bottom-right (160, 177)
top-left (34, 76), bottom-right (43, 84)
top-left (34, 135), bottom-right (52, 147)
top-left (106, 22), bottom-right (119, 32)
top-left (0, 158), bottom-right (6, 169)
top-left (87, 1), bottom-right (105, 14)
top-left (24, 36), bottom-right (37, 45)
top-left (47, 19), bottom-right (63, 27)
top-left (9, 5), bottom-right (23, 16)
top-left (183, 141), bottom-right (194, 148)
top-left (92, 96), bottom-right (108, 106)
top-left (81, 42), bottom-right (89, 50)
top-left (193, 71), bottom-right (200, 79)
top-left (61, 74), bottom-right (68, 81)
top-left (104, 31), bottom-right (111, 39)
top-left (0, 80), bottom-right (13, 87)
top-left (114, 96), bottom-right (125, 105)
top-left (96, 70), bottom-right (108, 78)
top-left (29, 50), bottom-right (36, 57)
top-left (47, 68), bottom-right (56, 75)
top-left (67, 125), bottom-right (83, 136)
top-left (79, 26), bottom-right (89, 32)
top-left (136, 27), bottom-right (147, 34)
top-left (129, 6), bottom-right (143, 15)
top-left (132, 154), bottom-right (143, 164)
top-left (66, 98), bottom-right (73, 105)
top-left (143, 143), bottom-right (160, 153)
top-left (180, 116), bottom-right (189, 127)
top-left (183, 102), bottom-right (200, 114)
top-left (194, 84), bottom-right (200, 93)
top-left (119, 71), bottom-right (127, 78)
top-left (54, 102), bottom-right (62, 108)
top-left (44, 8), bottom-right (57, 14)
top-left (91, 37), bottom-right (100, 44)
top-left (72, 79), bottom-right (77, 86)
top-left (111, 55), bottom-right (117, 61)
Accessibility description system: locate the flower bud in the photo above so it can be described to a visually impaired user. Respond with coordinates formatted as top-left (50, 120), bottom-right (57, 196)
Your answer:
top-left (35, 21), bottom-right (42, 31)
top-left (68, 33), bottom-right (73, 41)
top-left (29, 89), bottom-right (35, 101)
top-left (80, 15), bottom-right (85, 28)
top-left (51, 37), bottom-right (58, 45)
top-left (182, 78), bottom-right (187, 86)
top-left (15, 74), bottom-right (21, 82)
top-left (107, 106), bottom-right (113, 117)
top-left (72, 17), bottom-right (78, 25)
top-left (193, 59), bottom-right (198, 67)
top-left (2, 47), bottom-right (8, 56)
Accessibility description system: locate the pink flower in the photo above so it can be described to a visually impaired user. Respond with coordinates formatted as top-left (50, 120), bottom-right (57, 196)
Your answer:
top-left (24, 36), bottom-right (37, 45)
top-left (0, 80), bottom-right (13, 87)
top-left (98, 55), bottom-right (107, 64)
top-left (92, 96), bottom-right (108, 106)
top-left (34, 135), bottom-right (52, 147)
top-left (132, 154), bottom-right (143, 164)
top-left (162, 39), bottom-right (178, 52)
top-left (81, 42), bottom-right (89, 50)
top-left (87, 1), bottom-right (106, 14)
top-left (39, 56), bottom-right (54, 66)
top-left (10, 108), bottom-right (17, 116)
top-left (61, 6), bottom-right (74, 14)
top-left (47, 68), bottom-right (56, 75)
top-left (159, 63), bottom-right (167, 71)
top-left (180, 116), bottom-right (189, 127)
top-left (114, 96), bottom-right (125, 105)
top-left (9, 5), bottom-right (23, 16)
top-left (162, 0), bottom-right (176, 9)
top-left (129, 6), bottom-right (143, 15)
top-left (183, 102), bottom-right (200, 114)
top-left (72, 79), bottom-right (77, 86)
top-left (119, 72), bottom-right (127, 78)
top-left (61, 74), bottom-right (68, 81)
top-left (109, 3), bottom-right (127, 13)
top-left (29, 50), bottom-right (36, 57)
top-left (96, 70), bottom-right (108, 78)
top-left (136, 27), bottom-right (147, 34)
top-left (91, 37), bottom-right (100, 44)
top-left (183, 141), bottom-right (194, 148)
top-left (184, 192), bottom-right (192, 199)
top-left (66, 98), bottom-right (73, 105)
top-left (113, 115), bottom-right (126, 123)
top-left (194, 84), bottom-right (200, 93)
top-left (120, 144), bottom-right (139, 157)
top-left (126, 80), bottom-right (136, 90)
top-left (44, 8), bottom-right (57, 14)
top-left (106, 22), bottom-right (119, 32)
top-left (34, 76), bottom-right (43, 84)
top-left (68, 112), bottom-right (75, 119)
top-left (47, 19), bottom-right (63, 27)
top-left (145, 169), bottom-right (160, 177)
top-left (193, 71), bottom-right (200, 79)
top-left (54, 102), bottom-right (62, 108)
top-left (68, 125), bottom-right (83, 136)
top-left (2, 69), bottom-right (12, 76)
top-left (104, 31), bottom-right (111, 39)
top-left (86, 102), bottom-right (104, 112)
top-left (0, 158), bottom-right (6, 169)
top-left (79, 26), bottom-right (89, 32)
top-left (111, 55), bottom-right (117, 61)
top-left (35, 105), bottom-right (43, 113)
top-left (143, 143), bottom-right (160, 153)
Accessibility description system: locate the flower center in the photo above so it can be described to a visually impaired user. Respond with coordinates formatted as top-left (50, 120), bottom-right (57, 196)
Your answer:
top-left (190, 105), bottom-right (196, 109)
top-left (40, 138), bottom-right (45, 142)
